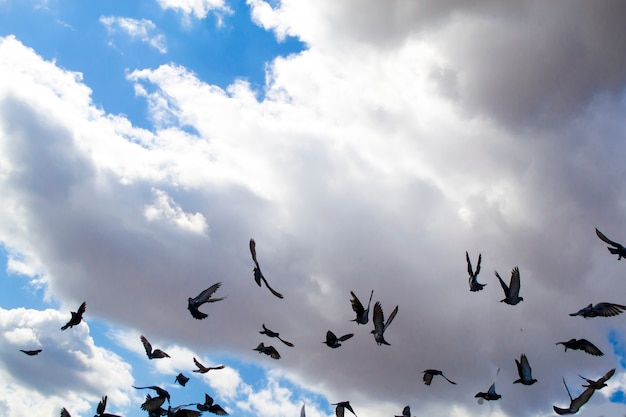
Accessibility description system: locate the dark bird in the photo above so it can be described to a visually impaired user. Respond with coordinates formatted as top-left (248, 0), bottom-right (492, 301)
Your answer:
top-left (133, 386), bottom-right (171, 404)
top-left (324, 330), bottom-right (354, 348)
top-left (466, 252), bottom-right (485, 292)
top-left (495, 267), bottom-right (523, 305)
top-left (175, 373), bottom-right (190, 386)
top-left (61, 408), bottom-right (72, 417)
top-left (141, 335), bottom-right (171, 359)
top-left (579, 368), bottom-right (615, 390)
top-left (249, 238), bottom-right (283, 298)
top-left (394, 405), bottom-right (412, 417)
top-left (193, 357), bottom-right (225, 373)
top-left (196, 393), bottom-right (228, 415)
top-left (422, 369), bottom-right (456, 385)
top-left (350, 290), bottom-right (373, 324)
top-left (332, 401), bottom-right (357, 417)
top-left (187, 282), bottom-right (226, 320)
top-left (513, 353), bottom-right (537, 385)
top-left (139, 394), bottom-right (167, 416)
top-left (371, 301), bottom-right (398, 345)
top-left (61, 301), bottom-right (86, 330)
top-left (569, 302), bottom-right (626, 318)
top-left (259, 324), bottom-right (294, 346)
top-left (94, 395), bottom-right (122, 417)
top-left (553, 378), bottom-right (596, 415)
top-left (595, 228), bottom-right (626, 260)
top-left (556, 339), bottom-right (603, 356)
top-left (253, 342), bottom-right (281, 359)
top-left (475, 368), bottom-right (501, 402)
top-left (20, 349), bottom-right (42, 356)
top-left (168, 404), bottom-right (202, 417)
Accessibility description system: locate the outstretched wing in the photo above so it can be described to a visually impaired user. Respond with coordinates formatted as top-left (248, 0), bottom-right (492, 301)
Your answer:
top-left (595, 228), bottom-right (621, 248)
top-left (580, 339), bottom-right (604, 356)
top-left (384, 305), bottom-right (399, 330)
top-left (372, 302), bottom-right (384, 334)
top-left (495, 271), bottom-right (509, 295)
top-left (261, 275), bottom-right (284, 299)
top-left (509, 267), bottom-right (521, 298)
top-left (518, 354), bottom-right (532, 380)
top-left (191, 282), bottom-right (223, 305)
top-left (466, 251), bottom-right (473, 276)
top-left (593, 302), bottom-right (626, 317)
top-left (350, 291), bottom-right (365, 316)
top-left (140, 335), bottom-right (152, 356)
top-left (76, 302), bottom-right (87, 317)
top-left (97, 395), bottom-right (107, 414)
top-left (249, 239), bottom-right (259, 267)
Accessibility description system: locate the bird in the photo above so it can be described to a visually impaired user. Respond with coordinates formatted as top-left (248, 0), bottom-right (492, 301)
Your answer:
top-left (495, 267), bottom-right (523, 305)
top-left (371, 301), bottom-right (398, 345)
top-left (324, 330), bottom-right (354, 348)
top-left (20, 349), bottom-right (42, 356)
top-left (94, 395), bottom-right (122, 417)
top-left (569, 302), bottom-right (626, 318)
top-left (422, 369), bottom-right (456, 385)
top-left (136, 392), bottom-right (170, 414)
top-left (61, 408), bottom-right (72, 417)
top-left (193, 357), bottom-right (225, 373)
top-left (61, 301), bottom-right (86, 330)
top-left (513, 353), bottom-right (537, 385)
top-left (133, 386), bottom-right (171, 402)
top-left (556, 339), bottom-right (603, 356)
top-left (350, 290), bottom-right (373, 324)
top-left (168, 405), bottom-right (202, 417)
top-left (253, 342), bottom-right (281, 359)
top-left (466, 251), bottom-right (485, 292)
top-left (249, 238), bottom-right (283, 298)
top-left (475, 382), bottom-right (501, 401)
top-left (188, 282), bottom-right (226, 320)
top-left (553, 377), bottom-right (596, 415)
top-left (259, 324), bottom-right (294, 346)
top-left (394, 405), bottom-right (412, 417)
top-left (595, 228), bottom-right (626, 260)
top-left (332, 401), bottom-right (357, 417)
top-left (175, 373), bottom-right (190, 386)
top-left (579, 368), bottom-right (615, 390)
top-left (196, 393), bottom-right (228, 415)
top-left (140, 335), bottom-right (170, 359)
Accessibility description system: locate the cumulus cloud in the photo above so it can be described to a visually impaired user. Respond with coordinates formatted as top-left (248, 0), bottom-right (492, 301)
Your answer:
top-left (157, 0), bottom-right (232, 25)
top-left (100, 16), bottom-right (167, 53)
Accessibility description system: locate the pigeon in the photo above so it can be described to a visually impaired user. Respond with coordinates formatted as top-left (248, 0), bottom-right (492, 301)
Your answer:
top-left (579, 368), bottom-right (615, 390)
top-left (495, 267), bottom-right (523, 305)
top-left (94, 395), bottom-right (122, 417)
top-left (193, 357), bottom-right (225, 373)
top-left (422, 369), bottom-right (456, 385)
top-left (553, 378), bottom-right (596, 415)
top-left (168, 405), bottom-right (202, 417)
top-left (188, 282), bottom-right (226, 320)
top-left (253, 342), bottom-right (281, 359)
top-left (324, 330), bottom-right (354, 348)
top-left (332, 401), bottom-right (357, 417)
top-left (300, 404), bottom-right (306, 417)
top-left (513, 353), bottom-right (537, 385)
top-left (371, 301), bottom-right (398, 345)
top-left (175, 373), bottom-right (190, 386)
top-left (556, 339), bottom-right (603, 356)
top-left (141, 335), bottom-right (171, 359)
top-left (260, 324), bottom-right (294, 346)
top-left (61, 408), bottom-right (72, 417)
top-left (196, 393), bottom-right (228, 415)
top-left (569, 302), bottom-right (626, 318)
top-left (134, 387), bottom-right (171, 413)
top-left (350, 290), bottom-right (373, 324)
top-left (466, 252), bottom-right (485, 292)
top-left (249, 238), bottom-right (283, 298)
top-left (61, 301), bottom-right (86, 330)
top-left (595, 228), bottom-right (626, 260)
top-left (394, 405), bottom-right (412, 417)
top-left (20, 349), bottom-right (42, 356)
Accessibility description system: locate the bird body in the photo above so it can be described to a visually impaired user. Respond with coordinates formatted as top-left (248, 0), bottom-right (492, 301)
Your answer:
top-left (188, 282), bottom-right (226, 320)
top-left (260, 324), bottom-right (294, 346)
top-left (569, 302), bottom-right (626, 318)
top-left (556, 339), bottom-right (603, 356)
top-left (466, 252), bottom-right (485, 292)
top-left (595, 228), bottom-right (626, 260)
top-left (422, 369), bottom-right (456, 385)
top-left (175, 373), bottom-right (190, 386)
top-left (371, 301), bottom-right (398, 345)
top-left (141, 335), bottom-right (171, 359)
top-left (324, 330), bottom-right (354, 348)
top-left (495, 267), bottom-right (523, 305)
top-left (61, 301), bottom-right (86, 330)
top-left (249, 239), bottom-right (284, 298)
top-left (20, 349), bottom-right (42, 356)
top-left (253, 342), bottom-right (281, 359)
top-left (193, 357), bottom-right (225, 373)
top-left (394, 405), bottom-right (411, 417)
top-left (513, 353), bottom-right (537, 385)
top-left (350, 290), bottom-right (373, 324)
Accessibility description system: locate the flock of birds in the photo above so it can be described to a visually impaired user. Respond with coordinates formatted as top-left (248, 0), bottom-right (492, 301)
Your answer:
top-left (13, 229), bottom-right (626, 416)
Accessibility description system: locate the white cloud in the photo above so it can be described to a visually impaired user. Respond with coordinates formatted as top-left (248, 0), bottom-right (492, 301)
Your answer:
top-left (144, 188), bottom-right (209, 235)
top-left (157, 0), bottom-right (231, 25)
top-left (100, 16), bottom-right (167, 53)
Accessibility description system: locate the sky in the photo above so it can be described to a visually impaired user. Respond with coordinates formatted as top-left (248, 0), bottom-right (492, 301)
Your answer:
top-left (0, 0), bottom-right (626, 416)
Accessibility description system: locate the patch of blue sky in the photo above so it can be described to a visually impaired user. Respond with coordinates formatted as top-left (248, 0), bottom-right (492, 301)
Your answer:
top-left (607, 329), bottom-right (626, 403)
top-left (0, 246), bottom-right (47, 310)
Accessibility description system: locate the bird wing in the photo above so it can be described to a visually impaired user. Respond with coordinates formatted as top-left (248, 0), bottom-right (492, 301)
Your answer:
top-left (60, 408), bottom-right (72, 417)
top-left (372, 302), bottom-right (384, 334)
top-left (475, 253), bottom-right (482, 276)
top-left (268, 346), bottom-right (281, 359)
top-left (326, 330), bottom-right (337, 343)
top-left (598, 368), bottom-right (616, 384)
top-left (205, 393), bottom-right (215, 407)
top-left (441, 373), bottom-right (456, 384)
top-left (193, 356), bottom-right (207, 371)
top-left (593, 302), bottom-right (626, 317)
top-left (76, 301), bottom-right (86, 317)
top-left (335, 405), bottom-right (344, 417)
top-left (260, 275), bottom-right (284, 298)
top-left (495, 271), bottom-right (509, 295)
top-left (97, 396), bottom-right (107, 414)
top-left (580, 339), bottom-right (604, 356)
top-left (338, 333), bottom-right (354, 342)
top-left (402, 405), bottom-right (410, 417)
top-left (350, 291), bottom-right (365, 316)
top-left (300, 404), bottom-right (306, 417)
top-left (509, 267), bottom-right (521, 297)
top-left (569, 304), bottom-right (592, 317)
top-left (570, 386), bottom-right (595, 413)
top-left (188, 304), bottom-right (208, 320)
top-left (208, 404), bottom-right (228, 415)
top-left (519, 354), bottom-right (532, 380)
top-left (466, 251), bottom-right (473, 276)
top-left (487, 382), bottom-right (497, 396)
top-left (140, 335), bottom-right (153, 356)
top-left (595, 228), bottom-right (621, 248)
top-left (384, 305), bottom-right (399, 331)
top-left (191, 282), bottom-right (222, 304)
top-left (552, 406), bottom-right (572, 415)
top-left (423, 372), bottom-right (433, 385)
top-left (249, 238), bottom-right (259, 267)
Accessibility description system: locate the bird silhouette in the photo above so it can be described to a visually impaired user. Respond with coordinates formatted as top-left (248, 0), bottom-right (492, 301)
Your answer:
top-left (324, 330), bottom-right (354, 348)
top-left (61, 301), bottom-right (86, 330)
top-left (350, 290), bottom-right (373, 324)
top-left (569, 302), bottom-right (626, 318)
top-left (20, 349), bottom-right (42, 356)
top-left (134, 387), bottom-right (171, 413)
top-left (193, 357), bottom-right (225, 373)
top-left (579, 368), bottom-right (615, 390)
top-left (259, 324), bottom-right (294, 346)
top-left (466, 252), bottom-right (485, 292)
top-left (94, 395), bottom-right (122, 417)
top-left (556, 339), bottom-right (603, 356)
top-left (513, 353), bottom-right (537, 385)
top-left (595, 228), bottom-right (626, 260)
top-left (196, 393), bottom-right (228, 415)
top-left (475, 368), bottom-right (501, 402)
top-left (553, 377), bottom-right (596, 415)
top-left (332, 401), bottom-right (357, 417)
top-left (175, 373), bottom-right (190, 386)
top-left (495, 267), bottom-right (523, 305)
top-left (394, 405), bottom-right (412, 417)
top-left (141, 335), bottom-right (171, 359)
top-left (249, 239), bottom-right (283, 298)
top-left (188, 282), bottom-right (226, 320)
top-left (253, 342), bottom-right (281, 359)
top-left (371, 301), bottom-right (398, 345)
top-left (61, 408), bottom-right (72, 417)
top-left (422, 369), bottom-right (456, 385)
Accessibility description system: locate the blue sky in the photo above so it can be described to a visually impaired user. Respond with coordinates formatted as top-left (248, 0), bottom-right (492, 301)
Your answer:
top-left (1, 1), bottom-right (626, 417)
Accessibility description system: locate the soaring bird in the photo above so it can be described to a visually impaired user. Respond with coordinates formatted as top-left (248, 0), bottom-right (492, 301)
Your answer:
top-left (175, 373), bottom-right (190, 386)
top-left (259, 324), bottom-right (294, 346)
top-left (579, 368), bottom-right (615, 390)
top-left (569, 302), bottom-right (626, 318)
top-left (495, 267), bottom-right (523, 305)
top-left (253, 342), bottom-right (281, 359)
top-left (556, 339), bottom-right (603, 356)
top-left (249, 239), bottom-right (284, 298)
top-left (193, 357), bottom-right (225, 373)
top-left (371, 301), bottom-right (398, 346)
top-left (324, 330), bottom-right (354, 348)
top-left (141, 335), bottom-right (171, 359)
top-left (61, 408), bottom-right (72, 417)
top-left (333, 401), bottom-right (357, 417)
top-left (466, 252), bottom-right (485, 292)
top-left (94, 395), bottom-right (122, 417)
top-left (350, 290), bottom-right (373, 324)
top-left (20, 349), bottom-right (42, 356)
top-left (553, 378), bottom-right (596, 415)
top-left (188, 282), bottom-right (226, 320)
top-left (513, 353), bottom-right (537, 385)
top-left (422, 369), bottom-right (456, 385)
top-left (196, 393), bottom-right (228, 415)
top-left (595, 228), bottom-right (626, 260)
top-left (61, 301), bottom-right (86, 330)
top-left (394, 405), bottom-right (412, 417)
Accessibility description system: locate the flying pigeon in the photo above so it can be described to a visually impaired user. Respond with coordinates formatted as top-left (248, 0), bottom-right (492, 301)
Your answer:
top-left (595, 228), bottom-right (626, 260)
top-left (569, 302), bottom-right (626, 318)
top-left (134, 386), bottom-right (171, 412)
top-left (553, 378), bottom-right (596, 415)
top-left (260, 324), bottom-right (294, 346)
top-left (253, 342), bottom-right (281, 359)
top-left (175, 373), bottom-right (190, 386)
top-left (466, 252), bottom-right (485, 292)
top-left (495, 267), bottom-right (523, 305)
top-left (61, 408), bottom-right (71, 417)
top-left (371, 301), bottom-right (398, 346)
top-left (94, 395), bottom-right (122, 417)
top-left (249, 239), bottom-right (284, 298)
top-left (188, 282), bottom-right (226, 320)
top-left (422, 369), bottom-right (456, 385)
top-left (61, 301), bottom-right (86, 330)
top-left (350, 290), bottom-right (373, 324)
top-left (513, 353), bottom-right (537, 385)
top-left (196, 393), bottom-right (228, 415)
top-left (140, 335), bottom-right (171, 359)
top-left (193, 357), bottom-right (225, 373)
top-left (332, 401), bottom-right (357, 417)
top-left (556, 339), bottom-right (604, 356)
top-left (579, 368), bottom-right (616, 390)
top-left (324, 330), bottom-right (354, 348)
top-left (20, 349), bottom-right (42, 356)
top-left (394, 405), bottom-right (412, 417)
